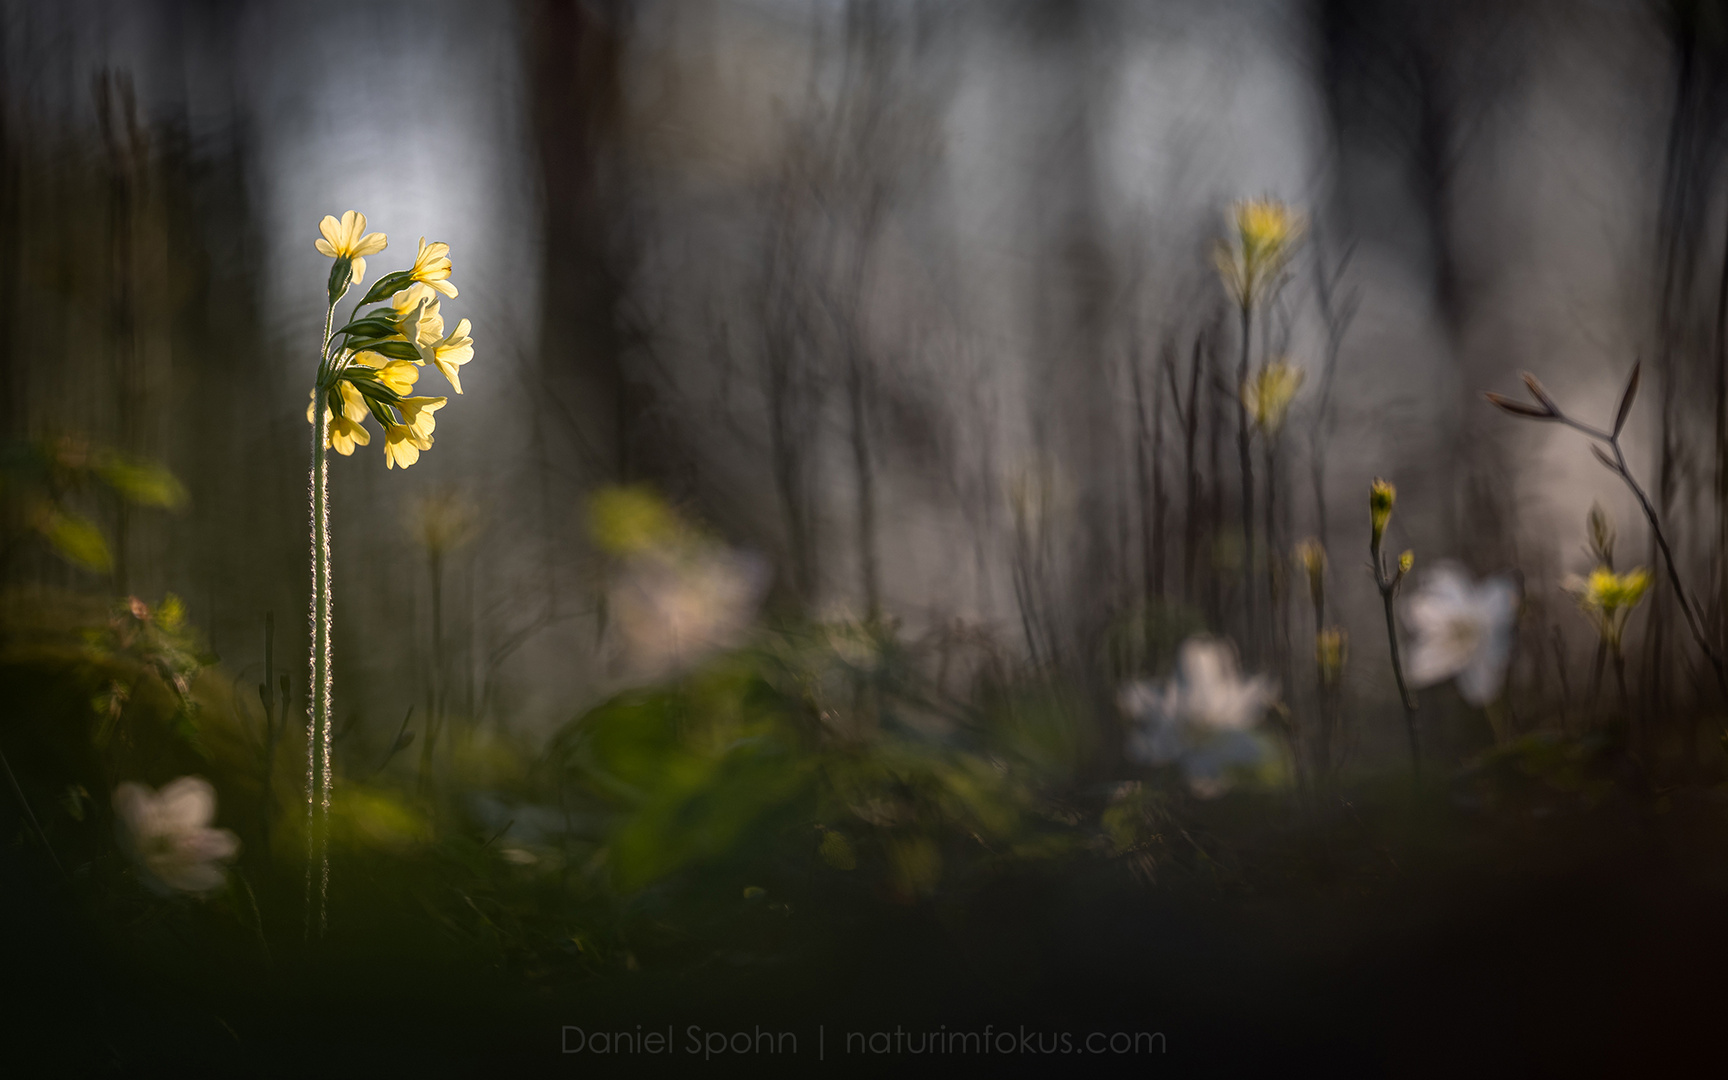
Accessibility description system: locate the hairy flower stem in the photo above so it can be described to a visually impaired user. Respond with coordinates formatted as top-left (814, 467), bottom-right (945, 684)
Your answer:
top-left (306, 297), bottom-right (337, 939)
top-left (1371, 532), bottom-right (1419, 782)
top-left (1236, 302), bottom-right (1256, 660)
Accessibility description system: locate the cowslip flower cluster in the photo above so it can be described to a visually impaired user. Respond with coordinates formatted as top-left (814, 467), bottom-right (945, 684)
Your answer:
top-left (308, 212), bottom-right (474, 469)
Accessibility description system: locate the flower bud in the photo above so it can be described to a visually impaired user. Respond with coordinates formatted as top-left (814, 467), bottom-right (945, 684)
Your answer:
top-left (1399, 550), bottom-right (1414, 575)
top-left (1294, 538), bottom-right (1325, 607)
top-left (1370, 478), bottom-right (1395, 544)
top-left (1316, 627), bottom-right (1347, 687)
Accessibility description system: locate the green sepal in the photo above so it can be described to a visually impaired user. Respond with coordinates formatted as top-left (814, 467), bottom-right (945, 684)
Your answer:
top-left (370, 339), bottom-right (424, 362)
top-left (364, 393), bottom-right (399, 427)
top-left (326, 258), bottom-right (355, 303)
top-left (357, 270), bottom-right (414, 307)
top-left (343, 371), bottom-right (403, 405)
top-left (339, 336), bottom-right (398, 354)
top-left (336, 317), bottom-right (399, 340)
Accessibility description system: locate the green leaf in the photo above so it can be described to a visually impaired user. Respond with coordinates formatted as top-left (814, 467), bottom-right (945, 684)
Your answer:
top-left (41, 511), bottom-right (111, 570)
top-left (94, 457), bottom-right (187, 508)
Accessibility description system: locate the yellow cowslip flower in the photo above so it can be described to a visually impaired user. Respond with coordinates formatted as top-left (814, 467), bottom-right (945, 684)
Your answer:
top-left (314, 210), bottom-right (387, 285)
top-left (389, 283), bottom-right (444, 349)
top-left (397, 395), bottom-right (446, 441)
top-left (429, 318), bottom-right (473, 394)
top-left (1370, 478), bottom-right (1395, 544)
top-left (1564, 565), bottom-right (1651, 649)
top-left (1241, 360), bottom-right (1305, 435)
top-left (351, 351), bottom-right (420, 394)
top-left (409, 237), bottom-right (457, 298)
top-left (1215, 198), bottom-right (1303, 309)
top-left (383, 423), bottom-right (432, 470)
top-left (329, 414), bottom-right (371, 456)
top-left (307, 383), bottom-right (372, 455)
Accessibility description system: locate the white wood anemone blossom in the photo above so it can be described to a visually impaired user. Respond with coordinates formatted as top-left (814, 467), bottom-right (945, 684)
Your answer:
top-left (1401, 561), bottom-right (1519, 707)
top-left (610, 546), bottom-right (771, 680)
top-left (112, 777), bottom-right (240, 896)
top-left (1118, 637), bottom-right (1279, 798)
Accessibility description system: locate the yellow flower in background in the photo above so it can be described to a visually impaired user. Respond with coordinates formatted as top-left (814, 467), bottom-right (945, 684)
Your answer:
top-left (383, 423), bottom-right (432, 470)
top-left (1235, 198), bottom-right (1301, 256)
top-left (589, 486), bottom-right (686, 555)
top-left (1241, 360), bottom-right (1306, 435)
top-left (314, 210), bottom-right (388, 285)
top-left (409, 237), bottom-right (458, 298)
top-left (1215, 197), bottom-right (1303, 309)
top-left (1563, 565), bottom-right (1651, 649)
top-left (429, 318), bottom-right (474, 394)
top-left (397, 395), bottom-right (446, 441)
top-left (1315, 627), bottom-right (1347, 687)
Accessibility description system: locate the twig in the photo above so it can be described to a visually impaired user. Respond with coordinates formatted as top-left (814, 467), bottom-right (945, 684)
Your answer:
top-left (1486, 363), bottom-right (1728, 702)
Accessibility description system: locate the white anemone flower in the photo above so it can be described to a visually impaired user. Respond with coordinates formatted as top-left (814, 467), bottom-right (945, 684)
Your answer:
top-left (1402, 561), bottom-right (1519, 706)
top-left (610, 547), bottom-right (770, 679)
top-left (112, 776), bottom-right (240, 896)
top-left (1118, 637), bottom-right (1278, 798)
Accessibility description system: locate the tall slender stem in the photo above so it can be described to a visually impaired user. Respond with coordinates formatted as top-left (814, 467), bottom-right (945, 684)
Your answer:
top-left (1372, 532), bottom-right (1420, 782)
top-left (306, 298), bottom-right (336, 939)
top-left (1236, 302), bottom-right (1255, 659)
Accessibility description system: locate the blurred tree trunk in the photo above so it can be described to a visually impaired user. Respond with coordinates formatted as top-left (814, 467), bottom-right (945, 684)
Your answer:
top-left (526, 0), bottom-right (655, 486)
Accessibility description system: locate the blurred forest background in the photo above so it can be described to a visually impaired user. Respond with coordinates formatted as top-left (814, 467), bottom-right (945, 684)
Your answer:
top-left (5, 0), bottom-right (1727, 751)
top-left (12, 0), bottom-right (1728, 1072)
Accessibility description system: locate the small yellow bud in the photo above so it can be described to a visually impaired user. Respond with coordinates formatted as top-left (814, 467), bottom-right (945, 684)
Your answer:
top-left (1294, 538), bottom-right (1326, 607)
top-left (1316, 626), bottom-right (1347, 686)
top-left (1369, 478), bottom-right (1396, 543)
top-left (1399, 550), bottom-right (1414, 574)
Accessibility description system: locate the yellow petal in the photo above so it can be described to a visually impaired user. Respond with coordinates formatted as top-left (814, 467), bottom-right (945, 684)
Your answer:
top-left (314, 238), bottom-right (338, 258)
top-left (436, 359), bottom-right (464, 395)
top-left (354, 231), bottom-right (388, 257)
top-left (339, 211), bottom-right (364, 251)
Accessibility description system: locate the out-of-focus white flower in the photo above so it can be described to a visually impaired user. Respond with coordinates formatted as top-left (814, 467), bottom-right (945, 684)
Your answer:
top-left (611, 547), bottom-right (769, 678)
top-left (1402, 561), bottom-right (1519, 706)
top-left (112, 776), bottom-right (240, 895)
top-left (1118, 637), bottom-right (1278, 798)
